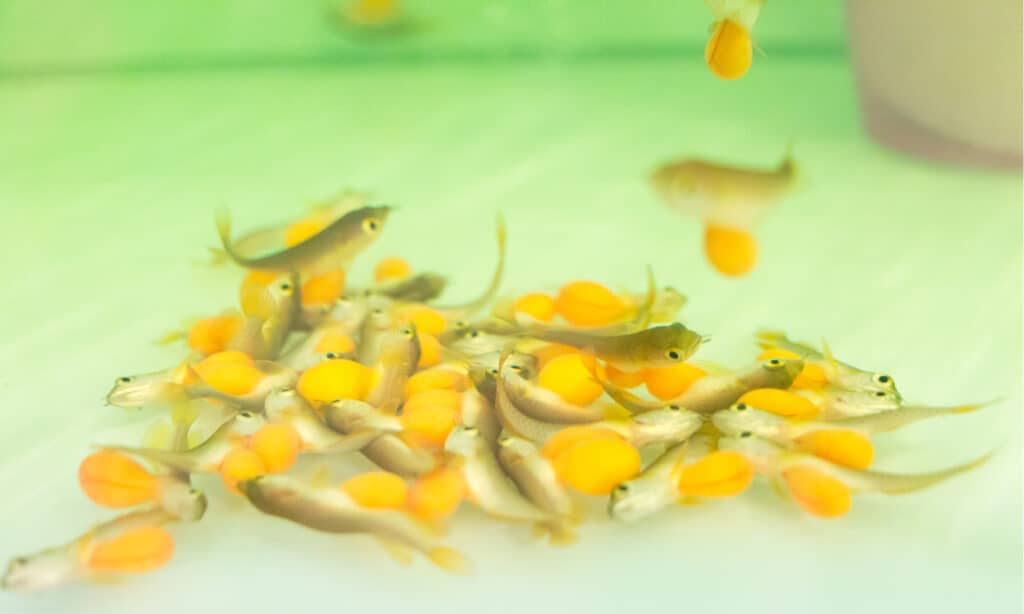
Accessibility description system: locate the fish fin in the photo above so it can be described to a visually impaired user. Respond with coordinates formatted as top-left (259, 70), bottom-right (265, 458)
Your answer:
top-left (310, 464), bottom-right (332, 489)
top-left (142, 419), bottom-right (174, 451)
top-left (952, 398), bottom-right (1001, 414)
top-left (754, 329), bottom-right (788, 351)
top-left (769, 477), bottom-right (789, 500)
top-left (87, 572), bottom-right (129, 586)
top-left (820, 338), bottom-right (839, 371)
top-left (261, 317), bottom-right (281, 344)
top-left (154, 329), bottom-right (186, 346)
top-left (214, 209), bottom-right (236, 262)
top-left (543, 523), bottom-right (578, 547)
top-left (530, 524), bottom-right (548, 540)
top-left (374, 537), bottom-right (414, 567)
top-left (206, 246), bottom-right (229, 267)
top-left (691, 360), bottom-right (731, 376)
top-left (864, 453), bottom-right (992, 495)
top-left (427, 546), bottom-right (473, 575)
top-left (568, 499), bottom-right (587, 525)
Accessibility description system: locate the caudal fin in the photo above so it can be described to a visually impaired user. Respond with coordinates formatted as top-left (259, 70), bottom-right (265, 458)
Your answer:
top-left (427, 546), bottom-right (473, 575)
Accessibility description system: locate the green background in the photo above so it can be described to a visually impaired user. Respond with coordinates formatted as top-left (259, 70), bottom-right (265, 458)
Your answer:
top-left (0, 2), bottom-right (1019, 613)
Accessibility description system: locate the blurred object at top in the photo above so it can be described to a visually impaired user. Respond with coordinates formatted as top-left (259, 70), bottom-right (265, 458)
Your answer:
top-left (845, 0), bottom-right (1023, 169)
top-left (703, 0), bottom-right (764, 80)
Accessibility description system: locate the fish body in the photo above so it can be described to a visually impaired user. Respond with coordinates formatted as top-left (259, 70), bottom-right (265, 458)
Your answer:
top-left (184, 361), bottom-right (297, 409)
top-left (367, 325), bottom-right (421, 411)
top-left (502, 360), bottom-right (606, 424)
top-left (322, 402), bottom-right (436, 476)
top-left (497, 433), bottom-right (578, 543)
top-left (609, 434), bottom-right (713, 523)
top-left (105, 365), bottom-right (191, 410)
top-left (230, 273), bottom-right (301, 360)
top-left (217, 205), bottom-right (389, 274)
top-left (526, 322), bottom-right (705, 371)
top-left (796, 386), bottom-right (902, 420)
top-left (266, 389), bottom-right (380, 453)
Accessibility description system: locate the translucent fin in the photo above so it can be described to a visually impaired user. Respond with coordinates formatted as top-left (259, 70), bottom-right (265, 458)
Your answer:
top-left (375, 538), bottom-right (413, 567)
top-left (142, 420), bottom-right (174, 451)
top-left (820, 338), bottom-right (838, 370)
top-left (427, 547), bottom-right (472, 575)
top-left (690, 360), bottom-right (731, 376)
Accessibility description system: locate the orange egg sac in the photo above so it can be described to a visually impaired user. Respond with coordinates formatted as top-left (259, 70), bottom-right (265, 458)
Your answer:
top-left (704, 224), bottom-right (758, 277)
top-left (705, 19), bottom-right (753, 80)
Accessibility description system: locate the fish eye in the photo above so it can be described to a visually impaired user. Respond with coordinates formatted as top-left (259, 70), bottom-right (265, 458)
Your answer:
top-left (740, 431), bottom-right (752, 438)
top-left (239, 411), bottom-right (254, 419)
top-left (463, 426), bottom-right (479, 436)
top-left (668, 404), bottom-right (681, 411)
top-left (665, 349), bottom-right (682, 361)
top-left (469, 330), bottom-right (480, 338)
top-left (325, 352), bottom-right (339, 359)
top-left (874, 374), bottom-right (892, 386)
top-left (280, 283), bottom-right (292, 291)
top-left (400, 328), bottom-right (413, 337)
top-left (735, 403), bottom-right (748, 411)
top-left (454, 320), bottom-right (467, 329)
top-left (615, 484), bottom-right (629, 493)
top-left (363, 218), bottom-right (380, 233)
top-left (189, 488), bottom-right (201, 497)
top-left (10, 557), bottom-right (27, 568)
top-left (509, 364), bottom-right (522, 371)
top-left (372, 308), bottom-right (384, 315)
top-left (764, 359), bottom-right (784, 369)
top-left (486, 368), bottom-right (498, 376)
top-left (118, 376), bottom-right (133, 383)
top-left (279, 387), bottom-right (296, 395)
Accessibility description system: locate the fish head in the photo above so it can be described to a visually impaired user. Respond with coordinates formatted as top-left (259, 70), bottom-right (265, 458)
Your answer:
top-left (323, 399), bottom-right (388, 432)
top-left (650, 162), bottom-right (701, 205)
top-left (2, 547), bottom-right (76, 592)
top-left (496, 431), bottom-right (538, 462)
top-left (641, 323), bottom-right (707, 368)
top-left (320, 296), bottom-right (369, 329)
top-left (826, 387), bottom-right (902, 417)
top-left (834, 369), bottom-right (902, 402)
top-left (444, 424), bottom-right (484, 457)
top-left (264, 386), bottom-right (301, 420)
top-left (608, 476), bottom-right (671, 524)
top-left (348, 205), bottom-right (390, 241)
top-left (231, 409), bottom-right (267, 435)
top-left (440, 327), bottom-right (507, 357)
top-left (105, 370), bottom-right (173, 410)
top-left (633, 405), bottom-right (702, 443)
top-left (159, 481), bottom-right (208, 522)
top-left (711, 402), bottom-right (784, 437)
top-left (718, 432), bottom-right (782, 470)
top-left (752, 357), bottom-right (805, 387)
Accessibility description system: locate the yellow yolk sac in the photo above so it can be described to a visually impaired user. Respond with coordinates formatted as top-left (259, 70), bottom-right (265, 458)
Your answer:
top-left (757, 349), bottom-right (828, 389)
top-left (284, 217), bottom-right (328, 247)
top-left (738, 388), bottom-right (818, 419)
top-left (540, 426), bottom-right (624, 461)
top-left (313, 329), bottom-right (357, 355)
top-left (705, 19), bottom-right (753, 80)
top-left (84, 526), bottom-right (175, 574)
top-left (783, 466), bottom-right (852, 518)
top-left (198, 350), bottom-right (254, 367)
top-left (302, 269), bottom-right (346, 306)
top-left (374, 257), bottom-right (412, 282)
top-left (794, 430), bottom-right (874, 470)
top-left (78, 451), bottom-right (158, 508)
top-left (400, 390), bottom-right (461, 446)
top-left (250, 424), bottom-right (301, 473)
top-left (417, 334), bottom-right (442, 369)
top-left (297, 358), bottom-right (372, 406)
top-left (554, 280), bottom-right (630, 327)
top-left (403, 368), bottom-right (470, 400)
top-left (513, 292), bottom-right (556, 322)
top-left (552, 438), bottom-right (641, 496)
top-left (532, 343), bottom-right (579, 370)
top-left (348, 0), bottom-right (400, 26)
top-left (219, 448), bottom-right (267, 494)
top-left (643, 363), bottom-right (707, 400)
top-left (398, 306), bottom-right (447, 337)
top-left (538, 353), bottom-right (604, 406)
top-left (676, 451), bottom-right (754, 498)
top-left (193, 355), bottom-right (263, 397)
top-left (242, 270), bottom-right (279, 288)
top-left (187, 315), bottom-right (242, 356)
top-left (704, 224), bottom-right (758, 277)
top-left (340, 471), bottom-right (409, 509)
top-left (605, 365), bottom-right (646, 389)
top-left (409, 467), bottom-right (465, 521)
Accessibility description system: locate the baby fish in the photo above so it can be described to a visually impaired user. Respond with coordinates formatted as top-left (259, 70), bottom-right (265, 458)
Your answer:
top-left (322, 402), bottom-right (437, 477)
top-left (230, 273), bottom-right (301, 360)
top-left (444, 425), bottom-right (557, 529)
top-left (439, 326), bottom-right (514, 358)
top-left (720, 434), bottom-right (989, 517)
top-left (524, 322), bottom-right (706, 372)
top-left (3, 507), bottom-right (176, 591)
top-left (103, 411), bottom-right (265, 474)
top-left (596, 357), bottom-right (803, 413)
top-left (105, 366), bottom-right (191, 410)
top-left (184, 360), bottom-right (298, 409)
top-left (371, 272), bottom-right (447, 303)
top-left (796, 386), bottom-right (902, 420)
top-left (756, 330), bottom-right (901, 398)
top-left (238, 475), bottom-right (468, 573)
top-left (216, 205), bottom-right (389, 275)
top-left (356, 298), bottom-right (394, 365)
top-left (367, 324), bottom-right (421, 412)
top-left (502, 355), bottom-right (607, 424)
top-left (651, 150), bottom-right (797, 276)
top-left (497, 433), bottom-right (579, 544)
top-left (831, 400), bottom-right (994, 434)
top-left (461, 388), bottom-right (501, 451)
top-left (265, 388), bottom-right (382, 453)
top-left (608, 433), bottom-right (714, 523)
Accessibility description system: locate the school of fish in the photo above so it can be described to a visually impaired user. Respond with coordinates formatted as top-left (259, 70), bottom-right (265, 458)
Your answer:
top-left (2, 193), bottom-right (994, 589)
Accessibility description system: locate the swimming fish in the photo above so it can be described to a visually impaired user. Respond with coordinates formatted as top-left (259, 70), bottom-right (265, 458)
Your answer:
top-left (443, 425), bottom-right (560, 533)
top-left (105, 364), bottom-right (192, 410)
top-left (321, 402), bottom-right (437, 477)
top-left (356, 298), bottom-right (395, 365)
top-left (238, 474), bottom-right (468, 573)
top-left (703, 0), bottom-right (764, 80)
top-left (651, 149), bottom-right (797, 276)
top-left (230, 272), bottom-right (301, 360)
top-left (265, 388), bottom-right (383, 453)
top-left (595, 357), bottom-right (803, 413)
top-left (183, 360), bottom-right (298, 409)
top-left (522, 322), bottom-right (706, 372)
top-left (461, 388), bottom-right (501, 451)
top-left (795, 386), bottom-right (902, 420)
top-left (373, 272), bottom-right (448, 303)
top-left (216, 205), bottom-right (389, 275)
top-left (433, 214), bottom-right (507, 321)
top-left (720, 434), bottom-right (989, 517)
top-left (367, 324), bottom-right (421, 412)
top-left (608, 433), bottom-right (714, 523)
top-left (501, 354), bottom-right (608, 424)
top-left (496, 432), bottom-right (579, 544)
top-left (103, 411), bottom-right (265, 474)
top-left (2, 507), bottom-right (176, 591)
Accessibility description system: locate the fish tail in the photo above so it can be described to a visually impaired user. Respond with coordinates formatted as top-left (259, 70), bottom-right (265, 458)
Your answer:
top-left (952, 398), bottom-right (1001, 414)
top-left (870, 454), bottom-right (992, 495)
top-left (780, 142), bottom-right (800, 186)
top-left (754, 329), bottom-right (789, 350)
top-left (427, 546), bottom-right (473, 575)
top-left (154, 329), bottom-right (185, 346)
top-left (206, 247), bottom-right (229, 267)
top-left (214, 209), bottom-right (244, 267)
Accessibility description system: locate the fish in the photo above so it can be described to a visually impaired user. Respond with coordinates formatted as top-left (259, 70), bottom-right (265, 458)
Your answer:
top-left (2, 507), bottom-right (176, 591)
top-left (501, 353), bottom-right (608, 424)
top-left (796, 386), bottom-right (902, 420)
top-left (356, 298), bottom-right (394, 365)
top-left (183, 360), bottom-right (298, 409)
top-left (238, 474), bottom-right (468, 573)
top-left (216, 205), bottom-right (389, 274)
top-left (496, 353), bottom-right (702, 447)
top-left (104, 365), bottom-right (191, 410)
top-left (497, 433), bottom-right (579, 544)
top-left (321, 402), bottom-right (437, 477)
top-left (438, 326), bottom-right (515, 358)
top-left (461, 388), bottom-right (501, 451)
top-left (523, 322), bottom-right (706, 371)
top-left (608, 433), bottom-right (714, 523)
top-left (720, 434), bottom-right (989, 517)
top-left (230, 272), bottom-right (301, 360)
top-left (755, 330), bottom-right (901, 398)
top-left (595, 357), bottom-right (803, 413)
top-left (831, 400), bottom-right (995, 434)
top-left (102, 411), bottom-right (266, 474)
top-left (265, 388), bottom-right (382, 453)
top-left (651, 148), bottom-right (797, 276)
top-left (443, 425), bottom-right (558, 530)
top-left (434, 214), bottom-right (507, 321)
top-left (373, 272), bottom-right (447, 303)
top-left (366, 324), bottom-right (421, 412)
